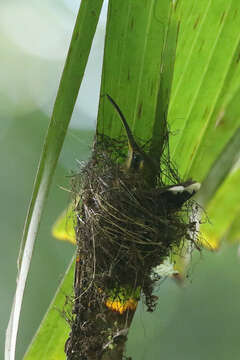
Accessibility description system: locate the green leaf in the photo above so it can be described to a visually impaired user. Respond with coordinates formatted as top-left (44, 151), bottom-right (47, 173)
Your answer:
top-left (196, 127), bottom-right (240, 207)
top-left (166, 0), bottom-right (240, 250)
top-left (6, 1), bottom-right (104, 359)
top-left (97, 0), bottom-right (177, 151)
top-left (168, 0), bottom-right (240, 180)
top-left (200, 167), bottom-right (240, 248)
top-left (24, 260), bottom-right (74, 360)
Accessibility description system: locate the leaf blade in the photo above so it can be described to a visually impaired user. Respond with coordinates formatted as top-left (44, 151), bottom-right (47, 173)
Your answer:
top-left (168, 0), bottom-right (240, 180)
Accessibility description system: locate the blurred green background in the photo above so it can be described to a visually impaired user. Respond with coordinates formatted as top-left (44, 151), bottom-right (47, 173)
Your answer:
top-left (1, 1), bottom-right (240, 359)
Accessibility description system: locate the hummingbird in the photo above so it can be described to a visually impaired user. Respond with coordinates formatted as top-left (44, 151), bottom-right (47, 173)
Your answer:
top-left (106, 94), bottom-right (157, 174)
top-left (106, 94), bottom-right (201, 202)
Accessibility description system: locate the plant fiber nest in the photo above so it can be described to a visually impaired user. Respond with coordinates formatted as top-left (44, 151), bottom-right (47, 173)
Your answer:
top-left (65, 137), bottom-right (200, 359)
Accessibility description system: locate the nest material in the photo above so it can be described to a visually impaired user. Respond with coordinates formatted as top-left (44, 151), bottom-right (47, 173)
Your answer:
top-left (65, 136), bottom-right (200, 359)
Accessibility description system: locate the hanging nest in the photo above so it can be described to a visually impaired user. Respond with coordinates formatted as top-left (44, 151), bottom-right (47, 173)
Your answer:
top-left (65, 134), bottom-right (201, 360)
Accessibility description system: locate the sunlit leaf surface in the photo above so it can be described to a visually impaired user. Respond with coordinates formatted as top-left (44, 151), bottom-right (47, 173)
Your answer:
top-left (169, 0), bottom-right (240, 181)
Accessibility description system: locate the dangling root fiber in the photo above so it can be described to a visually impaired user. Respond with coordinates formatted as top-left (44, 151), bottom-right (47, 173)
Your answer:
top-left (65, 136), bottom-right (200, 360)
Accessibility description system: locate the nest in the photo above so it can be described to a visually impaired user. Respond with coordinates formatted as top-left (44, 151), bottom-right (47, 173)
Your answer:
top-left (65, 135), bottom-right (200, 359)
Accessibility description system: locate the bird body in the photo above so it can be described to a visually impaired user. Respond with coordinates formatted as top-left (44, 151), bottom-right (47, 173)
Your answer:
top-left (106, 94), bottom-right (156, 173)
top-left (106, 94), bottom-right (201, 200)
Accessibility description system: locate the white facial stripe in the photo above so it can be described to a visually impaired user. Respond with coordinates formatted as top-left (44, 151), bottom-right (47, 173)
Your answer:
top-left (167, 185), bottom-right (184, 194)
top-left (167, 182), bottom-right (201, 195)
top-left (184, 182), bottom-right (201, 194)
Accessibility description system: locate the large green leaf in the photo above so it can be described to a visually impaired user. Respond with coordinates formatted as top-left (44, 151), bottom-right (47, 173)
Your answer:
top-left (168, 0), bottom-right (240, 181)
top-left (166, 0), bottom-right (240, 250)
top-left (195, 126), bottom-right (240, 249)
top-left (97, 0), bottom-right (178, 149)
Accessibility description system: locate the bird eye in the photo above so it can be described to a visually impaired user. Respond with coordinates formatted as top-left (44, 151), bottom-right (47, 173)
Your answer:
top-left (130, 153), bottom-right (143, 170)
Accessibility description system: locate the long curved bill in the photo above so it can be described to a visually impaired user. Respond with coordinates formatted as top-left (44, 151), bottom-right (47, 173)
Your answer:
top-left (106, 94), bottom-right (155, 172)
